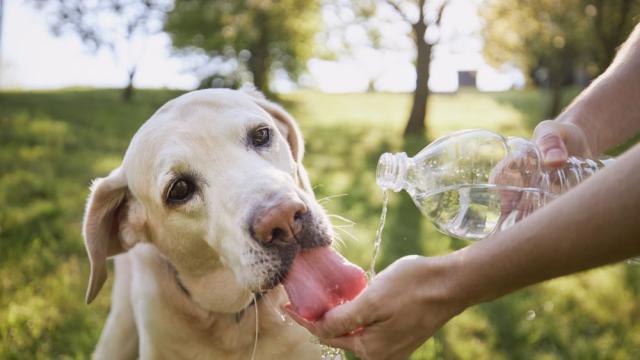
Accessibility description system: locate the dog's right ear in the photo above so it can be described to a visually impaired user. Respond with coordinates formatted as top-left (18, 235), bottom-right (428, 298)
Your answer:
top-left (82, 167), bottom-right (134, 304)
top-left (248, 94), bottom-right (313, 194)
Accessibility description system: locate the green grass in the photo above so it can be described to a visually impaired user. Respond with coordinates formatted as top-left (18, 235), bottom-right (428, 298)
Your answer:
top-left (1, 88), bottom-right (639, 359)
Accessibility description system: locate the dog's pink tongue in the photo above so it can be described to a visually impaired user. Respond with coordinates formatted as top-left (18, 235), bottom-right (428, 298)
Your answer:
top-left (283, 247), bottom-right (367, 322)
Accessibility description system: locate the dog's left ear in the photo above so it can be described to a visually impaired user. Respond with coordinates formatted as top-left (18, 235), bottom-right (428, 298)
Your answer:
top-left (251, 95), bottom-right (313, 193)
top-left (82, 167), bottom-right (146, 304)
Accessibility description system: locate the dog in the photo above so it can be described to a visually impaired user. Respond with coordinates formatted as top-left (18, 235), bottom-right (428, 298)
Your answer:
top-left (82, 89), bottom-right (338, 359)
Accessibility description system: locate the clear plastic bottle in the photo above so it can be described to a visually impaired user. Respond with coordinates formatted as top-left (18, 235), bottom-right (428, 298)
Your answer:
top-left (376, 129), bottom-right (613, 241)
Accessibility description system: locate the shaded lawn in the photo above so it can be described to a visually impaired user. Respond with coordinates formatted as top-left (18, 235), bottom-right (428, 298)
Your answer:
top-left (1, 88), bottom-right (638, 359)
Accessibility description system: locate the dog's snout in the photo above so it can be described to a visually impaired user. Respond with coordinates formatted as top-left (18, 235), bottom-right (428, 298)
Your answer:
top-left (251, 198), bottom-right (307, 245)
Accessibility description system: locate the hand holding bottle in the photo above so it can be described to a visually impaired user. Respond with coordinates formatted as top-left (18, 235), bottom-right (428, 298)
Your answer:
top-left (490, 120), bottom-right (596, 225)
top-left (532, 120), bottom-right (593, 168)
top-left (377, 129), bottom-right (609, 241)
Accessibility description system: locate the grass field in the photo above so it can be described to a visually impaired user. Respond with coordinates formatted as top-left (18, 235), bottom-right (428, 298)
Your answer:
top-left (1, 88), bottom-right (639, 359)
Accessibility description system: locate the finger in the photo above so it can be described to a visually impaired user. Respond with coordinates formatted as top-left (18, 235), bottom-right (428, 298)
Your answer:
top-left (319, 335), bottom-right (358, 353)
top-left (282, 303), bottom-right (318, 334)
top-left (533, 120), bottom-right (569, 168)
top-left (315, 293), bottom-right (377, 338)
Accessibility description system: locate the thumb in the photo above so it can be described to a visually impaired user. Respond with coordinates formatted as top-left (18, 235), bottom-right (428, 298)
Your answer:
top-left (314, 292), bottom-right (377, 338)
top-left (533, 120), bottom-right (569, 168)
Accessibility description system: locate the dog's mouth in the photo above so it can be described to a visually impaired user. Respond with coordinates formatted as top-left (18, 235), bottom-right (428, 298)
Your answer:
top-left (281, 246), bottom-right (367, 322)
top-left (250, 205), bottom-right (367, 322)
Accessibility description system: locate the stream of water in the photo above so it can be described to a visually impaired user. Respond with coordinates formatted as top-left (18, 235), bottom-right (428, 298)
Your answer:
top-left (316, 190), bottom-right (390, 359)
top-left (368, 190), bottom-right (389, 279)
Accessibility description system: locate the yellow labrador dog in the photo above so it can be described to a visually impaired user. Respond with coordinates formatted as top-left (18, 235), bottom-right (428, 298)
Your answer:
top-left (83, 89), bottom-right (366, 359)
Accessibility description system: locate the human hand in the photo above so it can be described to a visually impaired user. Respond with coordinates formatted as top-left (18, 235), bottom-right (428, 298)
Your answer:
top-left (284, 255), bottom-right (465, 360)
top-left (488, 120), bottom-right (593, 228)
top-left (532, 120), bottom-right (593, 168)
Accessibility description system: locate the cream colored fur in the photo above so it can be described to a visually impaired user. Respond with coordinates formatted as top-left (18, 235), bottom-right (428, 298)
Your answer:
top-left (82, 89), bottom-right (325, 359)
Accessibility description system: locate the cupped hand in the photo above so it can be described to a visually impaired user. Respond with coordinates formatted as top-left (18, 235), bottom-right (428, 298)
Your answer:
top-left (285, 255), bottom-right (465, 360)
top-left (533, 120), bottom-right (593, 168)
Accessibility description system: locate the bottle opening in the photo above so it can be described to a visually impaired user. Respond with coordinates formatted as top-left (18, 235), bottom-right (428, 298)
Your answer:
top-left (376, 152), bottom-right (407, 192)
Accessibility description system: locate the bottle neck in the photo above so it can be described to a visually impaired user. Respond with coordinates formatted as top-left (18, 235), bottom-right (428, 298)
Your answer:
top-left (376, 152), bottom-right (409, 192)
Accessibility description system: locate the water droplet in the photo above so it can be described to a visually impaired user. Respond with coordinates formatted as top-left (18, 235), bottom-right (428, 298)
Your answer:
top-left (526, 309), bottom-right (536, 321)
top-left (321, 345), bottom-right (345, 360)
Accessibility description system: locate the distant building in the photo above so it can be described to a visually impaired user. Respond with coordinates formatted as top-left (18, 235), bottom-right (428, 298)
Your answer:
top-left (458, 71), bottom-right (477, 88)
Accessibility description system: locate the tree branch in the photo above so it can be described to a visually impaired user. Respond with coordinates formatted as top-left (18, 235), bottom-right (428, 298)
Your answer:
top-left (436, 0), bottom-right (449, 27)
top-left (418, 0), bottom-right (425, 22)
top-left (384, 0), bottom-right (412, 25)
top-left (412, 0), bottom-right (427, 35)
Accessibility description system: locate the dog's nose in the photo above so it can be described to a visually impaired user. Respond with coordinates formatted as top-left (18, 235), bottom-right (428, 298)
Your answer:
top-left (251, 198), bottom-right (307, 245)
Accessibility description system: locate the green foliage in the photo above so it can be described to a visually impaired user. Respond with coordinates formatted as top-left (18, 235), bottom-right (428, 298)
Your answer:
top-left (164, 0), bottom-right (319, 92)
top-left (0, 89), bottom-right (182, 358)
top-left (482, 0), bottom-right (640, 82)
top-left (1, 88), bottom-right (639, 358)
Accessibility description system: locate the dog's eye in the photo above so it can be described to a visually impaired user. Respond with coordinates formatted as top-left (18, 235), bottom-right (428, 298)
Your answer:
top-left (167, 178), bottom-right (195, 204)
top-left (250, 127), bottom-right (272, 148)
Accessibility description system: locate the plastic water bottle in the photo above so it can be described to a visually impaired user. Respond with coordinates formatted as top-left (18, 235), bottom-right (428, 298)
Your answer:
top-left (376, 129), bottom-right (613, 241)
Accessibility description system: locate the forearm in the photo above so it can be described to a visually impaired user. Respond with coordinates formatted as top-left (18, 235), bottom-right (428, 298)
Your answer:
top-left (556, 24), bottom-right (640, 154)
top-left (445, 143), bottom-right (640, 306)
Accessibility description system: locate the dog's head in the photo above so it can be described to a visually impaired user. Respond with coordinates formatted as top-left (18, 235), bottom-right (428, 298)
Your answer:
top-left (82, 89), bottom-right (332, 312)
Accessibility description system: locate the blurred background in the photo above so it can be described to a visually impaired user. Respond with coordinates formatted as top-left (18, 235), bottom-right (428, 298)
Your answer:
top-left (1, 0), bottom-right (640, 358)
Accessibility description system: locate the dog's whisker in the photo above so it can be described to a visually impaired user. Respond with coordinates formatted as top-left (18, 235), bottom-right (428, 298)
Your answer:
top-left (331, 233), bottom-right (346, 249)
top-left (318, 193), bottom-right (349, 203)
top-left (250, 293), bottom-right (259, 360)
top-left (327, 213), bottom-right (357, 225)
top-left (333, 226), bottom-right (359, 243)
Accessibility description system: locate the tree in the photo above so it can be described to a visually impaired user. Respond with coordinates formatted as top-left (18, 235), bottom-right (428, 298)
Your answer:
top-left (482, 0), bottom-right (640, 117)
top-left (388, 0), bottom-right (448, 137)
top-left (589, 0), bottom-right (640, 71)
top-left (29, 0), bottom-right (171, 101)
top-left (164, 0), bottom-right (319, 95)
top-left (337, 0), bottom-right (448, 138)
top-left (0, 0), bottom-right (4, 88)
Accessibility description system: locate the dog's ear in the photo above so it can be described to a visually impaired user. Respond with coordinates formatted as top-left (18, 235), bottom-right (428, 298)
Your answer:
top-left (250, 95), bottom-right (313, 193)
top-left (82, 167), bottom-right (142, 304)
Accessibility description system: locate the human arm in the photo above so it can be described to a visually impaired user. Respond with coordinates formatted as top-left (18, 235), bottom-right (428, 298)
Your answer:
top-left (448, 142), bottom-right (640, 304)
top-left (535, 23), bottom-right (640, 167)
top-left (288, 143), bottom-right (640, 360)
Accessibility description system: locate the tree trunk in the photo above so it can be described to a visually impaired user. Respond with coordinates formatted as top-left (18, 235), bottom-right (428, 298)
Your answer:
top-left (546, 49), bottom-right (573, 118)
top-left (404, 24), bottom-right (431, 138)
top-left (122, 67), bottom-right (136, 102)
top-left (0, 0), bottom-right (4, 89)
top-left (547, 78), bottom-right (563, 118)
top-left (248, 10), bottom-right (270, 95)
top-left (248, 49), bottom-right (268, 94)
top-left (592, 0), bottom-right (634, 71)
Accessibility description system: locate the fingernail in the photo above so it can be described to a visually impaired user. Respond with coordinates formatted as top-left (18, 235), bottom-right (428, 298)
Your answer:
top-left (545, 148), bottom-right (566, 163)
